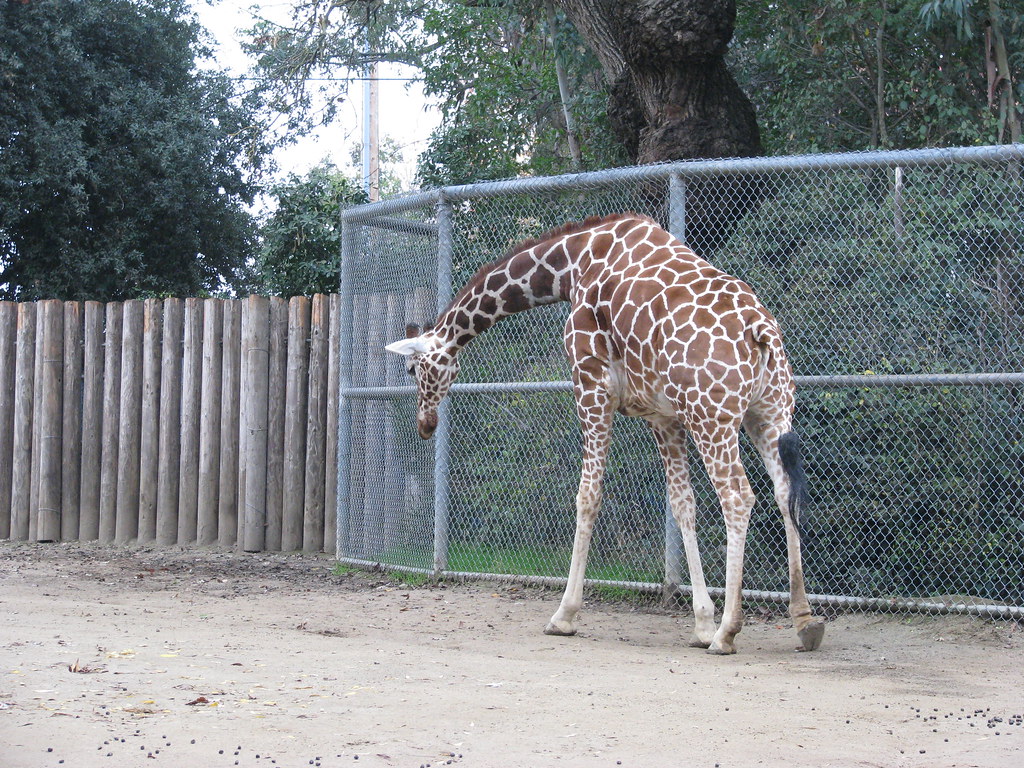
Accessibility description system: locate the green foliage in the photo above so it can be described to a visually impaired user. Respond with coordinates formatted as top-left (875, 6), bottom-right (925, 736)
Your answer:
top-left (243, 0), bottom-right (428, 132)
top-left (415, 0), bottom-right (623, 186)
top-left (731, 0), bottom-right (1023, 154)
top-left (0, 0), bottom-right (271, 300)
top-left (256, 163), bottom-right (367, 297)
top-left (253, 0), bottom-right (1020, 190)
top-left (245, 1), bottom-right (624, 188)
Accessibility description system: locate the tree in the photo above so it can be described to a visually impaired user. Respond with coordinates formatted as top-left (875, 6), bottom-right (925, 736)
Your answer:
top-left (731, 0), bottom-right (1023, 154)
top-left (246, 1), bottom-right (621, 187)
top-left (256, 163), bottom-right (367, 297)
top-left (556, 0), bottom-right (762, 164)
top-left (415, 1), bottom-right (622, 186)
top-left (0, 0), bottom-right (272, 301)
top-left (920, 0), bottom-right (1021, 144)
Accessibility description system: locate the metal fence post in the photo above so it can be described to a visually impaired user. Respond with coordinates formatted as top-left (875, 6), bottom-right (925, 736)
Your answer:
top-left (335, 215), bottom-right (358, 558)
top-left (668, 172), bottom-right (687, 248)
top-left (663, 172), bottom-right (687, 600)
top-left (433, 194), bottom-right (455, 575)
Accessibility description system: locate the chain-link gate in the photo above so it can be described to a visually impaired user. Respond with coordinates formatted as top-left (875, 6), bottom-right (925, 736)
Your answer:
top-left (336, 144), bottom-right (1024, 618)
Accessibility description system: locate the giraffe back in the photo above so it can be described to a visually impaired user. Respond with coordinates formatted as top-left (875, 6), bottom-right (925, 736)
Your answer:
top-left (563, 215), bottom-right (794, 429)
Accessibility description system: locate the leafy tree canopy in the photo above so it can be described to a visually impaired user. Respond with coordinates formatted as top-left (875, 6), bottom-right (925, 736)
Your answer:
top-left (245, 0), bottom-right (623, 187)
top-left (731, 0), bottom-right (1022, 154)
top-left (249, 1), bottom-right (1021, 190)
top-left (0, 0), bottom-right (274, 301)
top-left (256, 162), bottom-right (367, 297)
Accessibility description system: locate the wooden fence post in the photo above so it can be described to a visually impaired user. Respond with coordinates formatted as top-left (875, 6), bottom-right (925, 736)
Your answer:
top-left (0, 301), bottom-right (17, 539)
top-left (79, 302), bottom-right (104, 540)
top-left (137, 298), bottom-right (163, 542)
top-left (177, 298), bottom-right (202, 544)
top-left (303, 294), bottom-right (329, 552)
top-left (362, 294), bottom-right (387, 557)
top-left (236, 301), bottom-right (249, 546)
top-left (11, 302), bottom-right (36, 541)
top-left (242, 295), bottom-right (270, 552)
top-left (197, 298), bottom-right (223, 545)
top-left (324, 294), bottom-right (342, 554)
top-left (115, 300), bottom-right (143, 543)
top-left (60, 302), bottom-right (83, 541)
top-left (347, 294), bottom-right (369, 558)
top-left (29, 302), bottom-right (44, 540)
top-left (282, 296), bottom-right (310, 551)
top-left (156, 299), bottom-right (183, 545)
top-left (218, 299), bottom-right (241, 548)
top-left (36, 300), bottom-right (64, 542)
top-left (98, 302), bottom-right (122, 543)
top-left (264, 296), bottom-right (288, 550)
top-left (382, 293), bottom-right (406, 549)
top-left (407, 287), bottom-right (435, 544)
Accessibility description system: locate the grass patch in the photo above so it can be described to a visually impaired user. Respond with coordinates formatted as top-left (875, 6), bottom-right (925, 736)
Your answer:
top-left (338, 543), bottom-right (663, 598)
top-left (331, 562), bottom-right (362, 577)
top-left (447, 543), bottom-right (569, 577)
top-left (448, 542), bottom-right (662, 587)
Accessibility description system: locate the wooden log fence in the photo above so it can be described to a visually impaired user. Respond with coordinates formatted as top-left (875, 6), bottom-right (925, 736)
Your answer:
top-left (0, 295), bottom-right (344, 553)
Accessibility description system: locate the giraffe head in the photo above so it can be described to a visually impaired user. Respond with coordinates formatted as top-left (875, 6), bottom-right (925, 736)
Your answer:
top-left (385, 323), bottom-right (460, 439)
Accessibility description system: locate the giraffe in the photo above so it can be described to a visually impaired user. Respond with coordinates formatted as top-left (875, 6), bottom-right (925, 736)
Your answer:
top-left (385, 213), bottom-right (825, 654)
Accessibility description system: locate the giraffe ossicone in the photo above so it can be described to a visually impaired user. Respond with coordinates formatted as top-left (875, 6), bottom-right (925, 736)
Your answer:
top-left (385, 212), bottom-right (825, 654)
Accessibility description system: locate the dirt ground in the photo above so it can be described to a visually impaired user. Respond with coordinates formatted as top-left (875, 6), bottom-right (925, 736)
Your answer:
top-left (1, 542), bottom-right (1022, 768)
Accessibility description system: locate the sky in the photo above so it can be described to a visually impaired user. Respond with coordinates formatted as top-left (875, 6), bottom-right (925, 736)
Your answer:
top-left (190, 0), bottom-right (441, 191)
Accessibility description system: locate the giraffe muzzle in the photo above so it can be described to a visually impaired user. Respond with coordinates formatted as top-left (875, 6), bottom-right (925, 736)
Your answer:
top-left (417, 410), bottom-right (438, 439)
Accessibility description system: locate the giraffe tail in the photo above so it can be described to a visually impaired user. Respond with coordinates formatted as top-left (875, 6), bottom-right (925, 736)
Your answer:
top-left (778, 431), bottom-right (809, 537)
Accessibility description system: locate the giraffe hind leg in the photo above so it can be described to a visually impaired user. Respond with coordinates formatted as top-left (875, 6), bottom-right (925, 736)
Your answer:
top-left (692, 425), bottom-right (754, 656)
top-left (780, 432), bottom-right (826, 650)
top-left (649, 420), bottom-right (716, 648)
top-left (747, 419), bottom-right (825, 651)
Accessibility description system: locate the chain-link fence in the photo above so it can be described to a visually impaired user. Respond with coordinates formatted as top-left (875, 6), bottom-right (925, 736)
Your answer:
top-left (337, 144), bottom-right (1024, 618)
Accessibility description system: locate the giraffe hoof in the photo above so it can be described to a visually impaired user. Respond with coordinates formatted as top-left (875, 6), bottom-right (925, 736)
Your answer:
top-left (797, 619), bottom-right (826, 652)
top-left (706, 643), bottom-right (736, 656)
top-left (544, 620), bottom-right (577, 637)
top-left (688, 635), bottom-right (712, 649)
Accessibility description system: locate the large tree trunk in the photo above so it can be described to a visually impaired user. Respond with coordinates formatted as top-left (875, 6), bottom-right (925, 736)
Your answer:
top-left (557, 0), bottom-right (762, 254)
top-left (558, 0), bottom-right (760, 162)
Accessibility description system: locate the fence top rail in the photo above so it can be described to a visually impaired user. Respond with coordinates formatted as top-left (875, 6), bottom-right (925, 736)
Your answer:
top-left (340, 143), bottom-right (1024, 225)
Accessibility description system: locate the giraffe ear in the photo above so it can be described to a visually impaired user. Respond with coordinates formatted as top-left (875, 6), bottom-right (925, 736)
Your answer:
top-left (385, 336), bottom-right (430, 357)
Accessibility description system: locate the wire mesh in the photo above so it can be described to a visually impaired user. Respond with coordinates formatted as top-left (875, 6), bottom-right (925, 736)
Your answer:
top-left (339, 145), bottom-right (1024, 617)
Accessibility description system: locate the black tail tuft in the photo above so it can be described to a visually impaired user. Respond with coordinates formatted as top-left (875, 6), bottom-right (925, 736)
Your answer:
top-left (778, 431), bottom-right (809, 536)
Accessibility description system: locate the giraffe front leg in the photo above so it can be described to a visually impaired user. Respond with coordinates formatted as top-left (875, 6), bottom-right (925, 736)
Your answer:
top-left (544, 482), bottom-right (600, 636)
top-left (545, 375), bottom-right (612, 637)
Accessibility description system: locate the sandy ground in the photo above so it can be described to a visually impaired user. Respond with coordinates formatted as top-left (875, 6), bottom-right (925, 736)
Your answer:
top-left (1, 542), bottom-right (1022, 768)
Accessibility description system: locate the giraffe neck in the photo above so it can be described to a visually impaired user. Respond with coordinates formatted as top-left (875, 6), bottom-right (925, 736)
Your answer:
top-left (432, 243), bottom-right (572, 352)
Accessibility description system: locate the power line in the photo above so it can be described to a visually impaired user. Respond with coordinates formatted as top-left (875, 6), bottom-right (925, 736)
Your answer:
top-left (229, 75), bottom-right (420, 82)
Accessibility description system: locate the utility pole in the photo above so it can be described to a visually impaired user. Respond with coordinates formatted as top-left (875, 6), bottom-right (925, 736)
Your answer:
top-left (361, 1), bottom-right (380, 203)
top-left (362, 62), bottom-right (380, 202)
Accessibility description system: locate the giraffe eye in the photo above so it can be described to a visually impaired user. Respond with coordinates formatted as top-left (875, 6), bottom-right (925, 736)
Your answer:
top-left (406, 361), bottom-right (416, 377)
